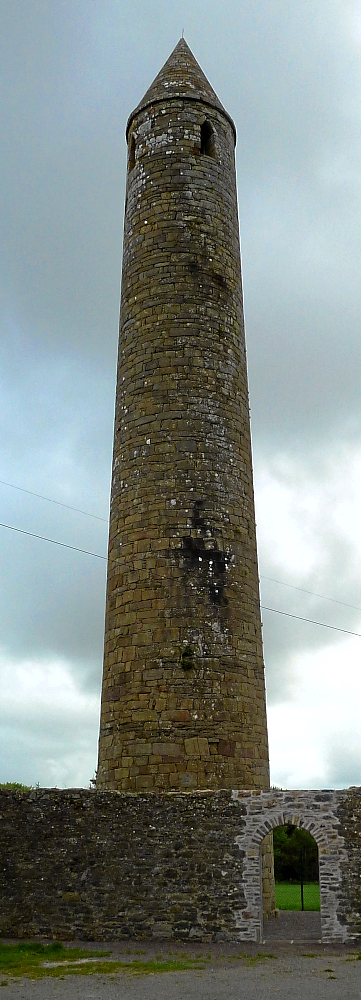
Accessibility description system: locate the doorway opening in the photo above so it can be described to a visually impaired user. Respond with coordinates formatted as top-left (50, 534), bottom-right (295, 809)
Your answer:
top-left (262, 823), bottom-right (321, 943)
top-left (273, 824), bottom-right (320, 912)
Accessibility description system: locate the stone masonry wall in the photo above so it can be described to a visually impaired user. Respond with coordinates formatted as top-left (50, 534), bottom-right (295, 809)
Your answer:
top-left (233, 788), bottom-right (361, 943)
top-left (97, 41), bottom-right (270, 797)
top-left (1, 788), bottom-right (360, 944)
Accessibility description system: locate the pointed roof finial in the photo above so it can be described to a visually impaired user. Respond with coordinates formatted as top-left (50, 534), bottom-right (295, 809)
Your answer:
top-left (126, 37), bottom-right (236, 142)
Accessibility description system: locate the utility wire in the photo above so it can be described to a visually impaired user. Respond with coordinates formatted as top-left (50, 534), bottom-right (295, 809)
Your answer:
top-left (0, 479), bottom-right (108, 522)
top-left (0, 521), bottom-right (360, 639)
top-left (0, 522), bottom-right (107, 560)
top-left (1, 478), bottom-right (360, 614)
top-left (3, 477), bottom-right (360, 613)
top-left (261, 606), bottom-right (361, 638)
top-left (261, 575), bottom-right (361, 614)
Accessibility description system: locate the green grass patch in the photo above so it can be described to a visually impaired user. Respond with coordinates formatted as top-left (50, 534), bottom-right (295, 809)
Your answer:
top-left (243, 953), bottom-right (277, 965)
top-left (122, 957), bottom-right (206, 976)
top-left (0, 942), bottom-right (207, 981)
top-left (275, 881), bottom-right (320, 911)
top-left (228, 952), bottom-right (277, 964)
top-left (248, 952), bottom-right (276, 961)
top-left (0, 942), bottom-right (111, 980)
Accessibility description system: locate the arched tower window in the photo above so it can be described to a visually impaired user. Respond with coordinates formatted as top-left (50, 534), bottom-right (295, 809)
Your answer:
top-left (200, 120), bottom-right (216, 158)
top-left (128, 134), bottom-right (136, 173)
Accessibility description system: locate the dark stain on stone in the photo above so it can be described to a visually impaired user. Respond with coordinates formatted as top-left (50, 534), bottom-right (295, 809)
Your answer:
top-left (191, 500), bottom-right (206, 530)
top-left (213, 271), bottom-right (227, 290)
top-left (181, 501), bottom-right (229, 607)
top-left (187, 259), bottom-right (227, 296)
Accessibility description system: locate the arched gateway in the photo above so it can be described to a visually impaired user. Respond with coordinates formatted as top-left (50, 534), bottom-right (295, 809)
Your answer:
top-left (233, 789), bottom-right (348, 943)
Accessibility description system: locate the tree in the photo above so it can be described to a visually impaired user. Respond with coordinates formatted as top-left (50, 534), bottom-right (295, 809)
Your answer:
top-left (273, 825), bottom-right (319, 882)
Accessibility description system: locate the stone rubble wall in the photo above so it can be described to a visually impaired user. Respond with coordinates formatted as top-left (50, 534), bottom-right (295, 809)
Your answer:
top-left (1, 787), bottom-right (360, 943)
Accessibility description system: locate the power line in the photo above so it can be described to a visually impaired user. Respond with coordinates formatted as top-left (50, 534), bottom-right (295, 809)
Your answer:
top-left (1, 520), bottom-right (361, 639)
top-left (261, 605), bottom-right (361, 638)
top-left (261, 575), bottom-right (361, 614)
top-left (0, 521), bottom-right (107, 560)
top-left (1, 477), bottom-right (360, 616)
top-left (0, 479), bottom-right (108, 522)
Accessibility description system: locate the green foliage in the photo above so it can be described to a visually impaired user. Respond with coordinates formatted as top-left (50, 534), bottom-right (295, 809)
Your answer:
top-left (273, 825), bottom-right (319, 882)
top-left (0, 783), bottom-right (32, 791)
top-left (275, 882), bottom-right (320, 911)
top-left (180, 645), bottom-right (195, 670)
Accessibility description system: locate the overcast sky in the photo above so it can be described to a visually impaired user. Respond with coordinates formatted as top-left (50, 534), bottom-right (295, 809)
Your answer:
top-left (1, 0), bottom-right (361, 790)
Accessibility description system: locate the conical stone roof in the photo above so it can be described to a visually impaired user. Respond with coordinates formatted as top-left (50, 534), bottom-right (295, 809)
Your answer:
top-left (126, 38), bottom-right (236, 140)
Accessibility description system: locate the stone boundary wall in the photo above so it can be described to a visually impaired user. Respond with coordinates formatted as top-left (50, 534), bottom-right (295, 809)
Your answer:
top-left (0, 788), bottom-right (360, 943)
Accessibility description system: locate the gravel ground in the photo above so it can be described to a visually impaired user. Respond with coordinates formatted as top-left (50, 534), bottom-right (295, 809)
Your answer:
top-left (264, 910), bottom-right (321, 942)
top-left (0, 938), bottom-right (360, 1000)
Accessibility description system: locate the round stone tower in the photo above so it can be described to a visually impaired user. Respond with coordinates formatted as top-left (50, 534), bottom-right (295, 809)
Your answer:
top-left (97, 38), bottom-right (270, 795)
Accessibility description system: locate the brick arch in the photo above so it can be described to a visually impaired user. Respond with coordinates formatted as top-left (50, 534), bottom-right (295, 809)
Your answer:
top-left (232, 790), bottom-right (348, 944)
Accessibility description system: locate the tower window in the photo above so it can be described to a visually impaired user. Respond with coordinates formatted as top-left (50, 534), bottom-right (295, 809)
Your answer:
top-left (128, 135), bottom-right (136, 172)
top-left (200, 120), bottom-right (216, 158)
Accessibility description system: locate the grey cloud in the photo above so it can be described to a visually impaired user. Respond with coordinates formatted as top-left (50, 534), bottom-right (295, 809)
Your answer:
top-left (326, 743), bottom-right (361, 790)
top-left (0, 331), bottom-right (110, 683)
top-left (256, 444), bottom-right (361, 703)
top-left (0, 716), bottom-right (98, 788)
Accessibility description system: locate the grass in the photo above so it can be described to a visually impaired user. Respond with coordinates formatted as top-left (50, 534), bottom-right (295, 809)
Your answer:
top-left (275, 881), bottom-right (320, 911)
top-left (121, 957), bottom-right (206, 976)
top-left (0, 942), bottom-right (207, 981)
top-left (0, 942), bottom-right (113, 980)
top-left (228, 952), bottom-right (276, 964)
